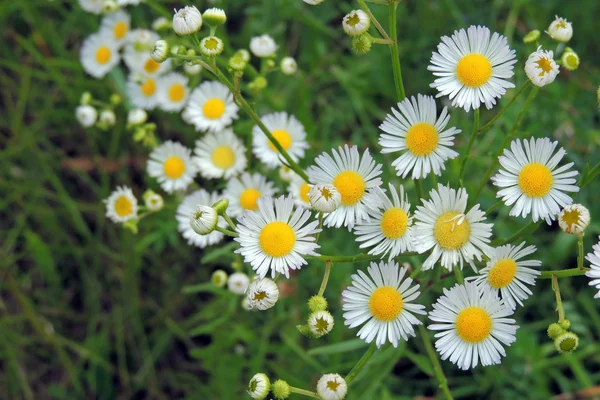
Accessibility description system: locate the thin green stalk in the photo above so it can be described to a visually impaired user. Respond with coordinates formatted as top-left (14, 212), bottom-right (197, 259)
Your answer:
top-left (315, 212), bottom-right (324, 243)
top-left (223, 213), bottom-right (237, 231)
top-left (478, 80), bottom-right (531, 134)
top-left (492, 221), bottom-right (539, 246)
top-left (577, 234), bottom-right (585, 270)
top-left (372, 37), bottom-right (395, 44)
top-left (289, 386), bottom-right (320, 399)
top-left (410, 263), bottom-right (424, 278)
top-left (345, 342), bottom-right (378, 384)
top-left (357, 0), bottom-right (392, 41)
top-left (540, 268), bottom-right (589, 279)
top-left (453, 266), bottom-right (464, 284)
top-left (317, 261), bottom-right (333, 296)
top-left (388, 0), bottom-right (406, 101)
top-left (418, 325), bottom-right (453, 400)
top-left (415, 179), bottom-right (423, 199)
top-left (552, 275), bottom-right (565, 322)
top-left (215, 226), bottom-right (239, 237)
top-left (484, 200), bottom-right (503, 215)
top-left (459, 108), bottom-right (480, 183)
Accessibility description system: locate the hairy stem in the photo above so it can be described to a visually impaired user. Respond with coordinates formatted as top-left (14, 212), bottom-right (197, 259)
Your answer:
top-left (345, 342), bottom-right (378, 384)
top-left (357, 0), bottom-right (392, 41)
top-left (388, 0), bottom-right (406, 101)
top-left (540, 268), bottom-right (589, 279)
top-left (419, 325), bottom-right (453, 400)
top-left (215, 226), bottom-right (239, 237)
top-left (317, 261), bottom-right (333, 296)
top-left (577, 234), bottom-right (585, 270)
top-left (459, 108), bottom-right (480, 183)
top-left (552, 274), bottom-right (565, 322)
top-left (478, 81), bottom-right (531, 134)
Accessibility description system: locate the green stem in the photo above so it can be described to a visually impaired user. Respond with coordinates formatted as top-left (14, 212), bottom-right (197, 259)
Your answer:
top-left (289, 387), bottom-right (320, 399)
top-left (410, 263), bottom-right (424, 278)
top-left (364, 0), bottom-right (390, 4)
top-left (415, 179), bottom-right (423, 200)
top-left (317, 261), bottom-right (333, 296)
top-left (484, 200), bottom-right (503, 215)
top-left (492, 221), bottom-right (539, 246)
top-left (357, 0), bottom-right (392, 41)
top-left (307, 252), bottom-right (418, 263)
top-left (315, 212), bottom-right (324, 243)
top-left (223, 213), bottom-right (237, 231)
top-left (372, 37), bottom-right (395, 44)
top-left (388, 0), bottom-right (406, 101)
top-left (453, 266), bottom-right (464, 284)
top-left (478, 80), bottom-right (531, 134)
top-left (345, 342), bottom-right (378, 384)
top-left (215, 226), bottom-right (238, 237)
top-left (577, 234), bottom-right (585, 270)
top-left (459, 108), bottom-right (480, 183)
top-left (418, 325), bottom-right (453, 400)
top-left (552, 275), bottom-right (565, 323)
top-left (540, 268), bottom-right (590, 279)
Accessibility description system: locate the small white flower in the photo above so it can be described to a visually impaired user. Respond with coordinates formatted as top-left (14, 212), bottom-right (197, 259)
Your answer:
top-left (199, 36), bottom-right (224, 57)
top-left (190, 205), bottom-right (218, 235)
top-left (184, 62), bottom-right (202, 75)
top-left (288, 175), bottom-right (312, 208)
top-left (280, 57), bottom-right (297, 75)
top-left (228, 272), bottom-right (250, 295)
top-left (309, 184), bottom-right (341, 213)
top-left (308, 310), bottom-right (334, 337)
top-left (247, 373), bottom-right (270, 400)
top-left (524, 47), bottom-right (559, 87)
top-left (316, 373), bottom-right (347, 400)
top-left (104, 186), bottom-right (138, 223)
top-left (279, 166), bottom-right (296, 182)
top-left (173, 6), bottom-right (203, 36)
top-left (127, 108), bottom-right (147, 126)
top-left (247, 278), bottom-right (279, 310)
top-left (144, 192), bottom-right (163, 211)
top-left (99, 109), bottom-right (116, 127)
top-left (151, 40), bottom-right (169, 63)
top-left (342, 10), bottom-right (370, 36)
top-left (101, 0), bottom-right (119, 13)
top-left (78, 0), bottom-right (103, 14)
top-left (252, 112), bottom-right (309, 169)
top-left (224, 172), bottom-right (278, 217)
top-left (558, 204), bottom-right (590, 234)
top-left (183, 81), bottom-right (239, 133)
top-left (127, 74), bottom-right (160, 110)
top-left (152, 16), bottom-right (171, 31)
top-left (147, 141), bottom-right (197, 193)
top-left (80, 32), bottom-right (120, 79)
top-left (76, 105), bottom-right (98, 127)
top-left (157, 72), bottom-right (189, 112)
top-left (100, 10), bottom-right (130, 46)
top-left (585, 239), bottom-right (600, 299)
top-left (202, 7), bottom-right (226, 26)
top-left (250, 34), bottom-right (277, 58)
top-left (176, 190), bottom-right (226, 248)
top-left (194, 128), bottom-right (247, 180)
top-left (547, 16), bottom-right (573, 43)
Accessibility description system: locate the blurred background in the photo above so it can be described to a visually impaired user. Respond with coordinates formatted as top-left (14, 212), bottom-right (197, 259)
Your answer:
top-left (2, 0), bottom-right (600, 398)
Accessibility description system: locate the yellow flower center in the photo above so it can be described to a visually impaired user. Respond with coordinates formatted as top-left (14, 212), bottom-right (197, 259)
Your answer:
top-left (204, 37), bottom-right (220, 50)
top-left (314, 317), bottom-right (329, 334)
top-left (369, 286), bottom-right (403, 321)
top-left (326, 380), bottom-right (340, 391)
top-left (456, 53), bottom-right (492, 88)
top-left (268, 129), bottom-right (293, 152)
top-left (346, 13), bottom-right (360, 27)
top-left (488, 258), bottom-right (517, 288)
top-left (114, 195), bottom-right (133, 217)
top-left (556, 20), bottom-right (567, 29)
top-left (239, 188), bottom-right (261, 211)
top-left (518, 163), bottom-right (553, 198)
top-left (405, 122), bottom-right (439, 156)
top-left (141, 79), bottom-right (156, 97)
top-left (380, 207), bottom-right (409, 239)
top-left (259, 221), bottom-right (296, 257)
top-left (95, 46), bottom-right (111, 64)
top-left (333, 170), bottom-right (365, 206)
top-left (253, 291), bottom-right (267, 301)
top-left (455, 306), bottom-right (492, 343)
top-left (433, 211), bottom-right (471, 250)
top-left (561, 208), bottom-right (581, 233)
top-left (168, 83), bottom-right (186, 102)
top-left (565, 54), bottom-right (578, 68)
top-left (114, 21), bottom-right (128, 39)
top-left (211, 145), bottom-right (235, 169)
top-left (536, 57), bottom-right (553, 76)
top-left (299, 183), bottom-right (311, 203)
top-left (163, 156), bottom-right (186, 179)
top-left (143, 58), bottom-right (160, 74)
top-left (203, 98), bottom-right (226, 119)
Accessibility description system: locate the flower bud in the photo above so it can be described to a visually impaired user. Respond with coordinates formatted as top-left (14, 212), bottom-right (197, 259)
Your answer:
top-left (561, 50), bottom-right (580, 71)
top-left (202, 8), bottom-right (227, 27)
top-left (247, 278), bottom-right (279, 310)
top-left (190, 205), bottom-right (218, 235)
top-left (211, 269), bottom-right (228, 288)
top-left (247, 373), bottom-right (270, 400)
top-left (173, 6), bottom-right (203, 36)
top-left (200, 36), bottom-right (224, 57)
top-left (122, 218), bottom-right (139, 234)
top-left (249, 76), bottom-right (268, 91)
top-left (99, 109), bottom-right (116, 128)
top-left (308, 310), bottom-right (334, 337)
top-left (547, 323), bottom-right (564, 339)
top-left (317, 373), bottom-right (348, 400)
top-left (102, 0), bottom-right (119, 13)
top-left (554, 331), bottom-right (579, 353)
top-left (151, 40), bottom-right (169, 63)
top-left (235, 49), bottom-right (251, 63)
top-left (110, 93), bottom-right (122, 105)
top-left (272, 379), bottom-right (291, 400)
top-left (558, 204), bottom-right (589, 234)
top-left (152, 17), bottom-right (171, 31)
top-left (560, 319), bottom-right (571, 330)
top-left (143, 190), bottom-right (163, 211)
top-left (280, 57), bottom-right (297, 75)
top-left (227, 272), bottom-right (250, 295)
top-left (212, 198), bottom-right (229, 216)
top-left (523, 30), bottom-right (540, 44)
top-left (547, 16), bottom-right (573, 43)
top-left (250, 34), bottom-right (277, 58)
top-left (228, 55), bottom-right (247, 72)
top-left (309, 184), bottom-right (341, 212)
top-left (76, 105), bottom-right (97, 128)
top-left (343, 10), bottom-right (370, 36)
top-left (80, 91), bottom-right (92, 105)
top-left (308, 295), bottom-right (328, 312)
top-left (524, 47), bottom-right (559, 87)
top-left (127, 108), bottom-right (148, 126)
top-left (184, 62), bottom-right (202, 75)
top-left (351, 34), bottom-right (373, 55)
top-left (304, 0), bottom-right (325, 4)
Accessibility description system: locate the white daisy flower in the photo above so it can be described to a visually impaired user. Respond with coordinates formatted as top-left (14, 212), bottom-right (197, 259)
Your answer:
top-left (354, 184), bottom-right (414, 261)
top-left (246, 278), bottom-right (279, 310)
top-left (224, 172), bottom-right (278, 218)
top-left (143, 191), bottom-right (163, 211)
top-left (288, 175), bottom-right (312, 208)
top-left (123, 30), bottom-right (171, 77)
top-left (76, 105), bottom-right (98, 128)
top-left (316, 374), bottom-right (347, 400)
top-left (586, 240), bottom-right (600, 299)
top-left (309, 184), bottom-right (341, 213)
top-left (428, 282), bottom-right (518, 370)
top-left (248, 373), bottom-right (270, 400)
top-left (413, 184), bottom-right (493, 271)
top-left (190, 205), bottom-right (218, 235)
top-left (307, 145), bottom-right (383, 229)
top-left (176, 189), bottom-right (225, 248)
top-left (558, 204), bottom-right (590, 235)
top-left (127, 108), bottom-right (147, 126)
top-left (228, 272), bottom-right (250, 295)
top-left (182, 81), bottom-right (239, 133)
top-left (467, 242), bottom-right (541, 310)
top-left (308, 310), bottom-right (334, 337)
top-left (547, 16), bottom-right (573, 43)
top-left (80, 32), bottom-right (120, 79)
top-left (104, 186), bottom-right (138, 223)
top-left (78, 0), bottom-right (103, 14)
top-left (193, 129), bottom-right (247, 180)
top-left (199, 36), bottom-right (224, 57)
top-left (280, 57), bottom-right (297, 75)
top-left (249, 34), bottom-right (277, 58)
top-left (491, 137), bottom-right (579, 224)
top-left (342, 261), bottom-right (426, 348)
top-left (524, 47), bottom-right (560, 87)
top-left (235, 195), bottom-right (321, 278)
top-left (100, 9), bottom-right (130, 47)
top-left (252, 112), bottom-right (309, 169)
top-left (172, 6), bottom-right (203, 36)
top-left (379, 94), bottom-right (461, 179)
top-left (342, 10), bottom-right (370, 36)
top-left (156, 72), bottom-right (189, 112)
top-left (127, 74), bottom-right (160, 110)
top-left (428, 25), bottom-right (517, 112)
top-left (147, 141), bottom-right (197, 193)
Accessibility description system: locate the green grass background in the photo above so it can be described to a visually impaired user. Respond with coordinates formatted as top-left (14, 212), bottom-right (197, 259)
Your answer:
top-left (2, 0), bottom-right (600, 398)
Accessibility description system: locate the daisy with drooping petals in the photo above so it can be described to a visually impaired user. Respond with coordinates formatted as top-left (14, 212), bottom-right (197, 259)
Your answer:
top-left (176, 189), bottom-right (225, 248)
top-left (467, 242), bottom-right (541, 310)
top-left (354, 185), bottom-right (414, 261)
top-left (492, 137), bottom-right (579, 224)
top-left (127, 74), bottom-right (160, 110)
top-left (252, 112), bottom-right (309, 168)
top-left (235, 195), bottom-right (321, 278)
top-left (100, 10), bottom-right (130, 47)
top-left (316, 374), bottom-right (347, 400)
top-left (428, 25), bottom-right (517, 112)
top-left (104, 186), bottom-right (138, 223)
top-left (288, 175), bottom-right (311, 208)
top-left (307, 145), bottom-right (383, 229)
top-left (524, 47), bottom-right (559, 87)
top-left (157, 72), bottom-right (189, 112)
top-left (193, 129), bottom-right (247, 180)
top-left (585, 239), bottom-right (600, 299)
top-left (246, 278), bottom-right (279, 310)
top-left (342, 261), bottom-right (426, 348)
top-left (80, 32), bottom-right (120, 79)
top-left (413, 184), bottom-right (493, 271)
top-left (183, 81), bottom-right (239, 132)
top-left (379, 94), bottom-right (461, 179)
top-left (224, 172), bottom-right (278, 217)
top-left (558, 204), bottom-right (590, 234)
top-left (547, 16), bottom-right (573, 43)
top-left (147, 141), bottom-right (197, 193)
top-left (428, 282), bottom-right (518, 370)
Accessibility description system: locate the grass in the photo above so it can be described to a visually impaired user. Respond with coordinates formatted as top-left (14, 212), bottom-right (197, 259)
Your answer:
top-left (1, 0), bottom-right (600, 398)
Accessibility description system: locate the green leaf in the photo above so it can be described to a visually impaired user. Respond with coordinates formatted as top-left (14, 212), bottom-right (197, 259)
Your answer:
top-left (405, 350), bottom-right (434, 376)
top-left (24, 230), bottom-right (59, 287)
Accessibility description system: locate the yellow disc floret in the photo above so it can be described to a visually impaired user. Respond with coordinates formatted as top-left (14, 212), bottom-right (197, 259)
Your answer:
top-left (434, 211), bottom-right (471, 250)
top-left (369, 286), bottom-right (403, 321)
top-left (455, 306), bottom-right (492, 343)
top-left (535, 57), bottom-right (553, 76)
top-left (561, 208), bottom-right (581, 233)
top-left (239, 188), bottom-right (261, 211)
top-left (211, 145), bottom-right (235, 169)
top-left (114, 22), bottom-right (128, 39)
top-left (144, 58), bottom-right (161, 74)
top-left (380, 208), bottom-right (409, 239)
top-left (300, 183), bottom-right (311, 203)
top-left (203, 98), bottom-right (226, 119)
top-left (141, 79), bottom-right (156, 97)
top-left (168, 84), bottom-right (186, 102)
top-left (333, 170), bottom-right (365, 206)
top-left (487, 258), bottom-right (517, 288)
top-left (163, 156), bottom-right (186, 179)
top-left (115, 195), bottom-right (133, 217)
top-left (405, 122), bottom-right (439, 156)
top-left (456, 53), bottom-right (493, 88)
top-left (259, 221), bottom-right (296, 257)
top-left (518, 163), bottom-right (553, 198)
top-left (95, 46), bottom-right (111, 64)
top-left (268, 129), bottom-right (293, 152)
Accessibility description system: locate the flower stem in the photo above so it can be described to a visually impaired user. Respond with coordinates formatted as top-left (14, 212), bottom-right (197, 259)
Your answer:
top-left (478, 80), bottom-right (531, 134)
top-left (415, 178), bottom-right (423, 200)
top-left (289, 386), bottom-right (320, 399)
top-left (357, 0), bottom-right (392, 41)
top-left (484, 200), bottom-right (503, 216)
top-left (345, 342), bottom-right (378, 385)
top-left (492, 221), bottom-right (539, 246)
top-left (223, 213), bottom-right (237, 231)
top-left (215, 226), bottom-right (238, 237)
top-left (418, 325), bottom-right (453, 400)
top-left (540, 267), bottom-right (590, 279)
top-left (410, 262), bottom-right (424, 278)
top-left (453, 266), bottom-right (464, 284)
top-left (577, 234), bottom-right (585, 270)
top-left (388, 0), bottom-right (406, 101)
top-left (552, 274), bottom-right (565, 323)
top-left (459, 108), bottom-right (480, 183)
top-left (317, 261), bottom-right (333, 296)
top-left (315, 212), bottom-right (324, 243)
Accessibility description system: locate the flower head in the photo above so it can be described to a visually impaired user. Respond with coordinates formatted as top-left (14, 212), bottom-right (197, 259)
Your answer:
top-left (183, 81), bottom-right (239, 132)
top-left (547, 16), bottom-right (573, 42)
top-left (250, 34), bottom-right (277, 58)
top-left (309, 184), bottom-right (341, 213)
top-left (173, 6), bottom-right (203, 36)
top-left (247, 278), bottom-right (279, 310)
top-left (194, 128), bottom-right (247, 180)
top-left (252, 112), bottom-right (308, 169)
top-left (151, 40), bottom-right (169, 63)
top-left (202, 8), bottom-right (226, 26)
top-left (316, 373), bottom-right (347, 400)
top-left (80, 32), bottom-right (120, 78)
top-left (224, 172), bottom-right (278, 217)
top-left (176, 190), bottom-right (226, 248)
top-left (558, 204), bottom-right (590, 234)
top-left (280, 57), bottom-right (297, 75)
top-left (76, 105), bottom-right (98, 127)
top-left (147, 141), bottom-right (197, 193)
top-left (157, 72), bottom-right (189, 112)
top-left (561, 50), bottom-right (580, 71)
top-left (308, 310), bottom-right (334, 337)
top-left (104, 186), bottom-right (138, 223)
top-left (227, 272), bottom-right (250, 295)
top-left (524, 47), bottom-right (559, 87)
top-left (342, 10), bottom-right (369, 36)
top-left (247, 373), bottom-right (270, 400)
top-left (585, 238), bottom-right (600, 299)
top-left (211, 270), bottom-right (227, 288)
top-left (190, 205), bottom-right (218, 235)
top-left (200, 36), bottom-right (224, 57)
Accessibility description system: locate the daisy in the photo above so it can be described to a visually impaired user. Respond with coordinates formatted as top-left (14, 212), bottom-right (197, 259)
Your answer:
top-left (342, 10), bottom-right (370, 36)
top-left (354, 184), bottom-right (414, 261)
top-left (193, 129), bottom-right (247, 180)
top-left (172, 6), bottom-right (203, 36)
top-left (252, 112), bottom-right (309, 168)
top-left (157, 73), bottom-right (189, 112)
top-left (246, 278), bottom-right (279, 310)
top-left (288, 175), bottom-right (311, 208)
top-left (547, 16), bottom-right (573, 43)
top-left (249, 34), bottom-right (277, 58)
top-left (585, 239), bottom-right (600, 299)
top-left (235, 195), bottom-right (321, 278)
top-left (308, 311), bottom-right (335, 337)
top-left (176, 189), bottom-right (225, 248)
top-left (309, 184), bottom-right (341, 213)
top-left (467, 242), bottom-right (541, 309)
top-left (80, 32), bottom-right (120, 79)
top-left (182, 81), bottom-right (239, 133)
top-left (428, 25), bottom-right (517, 112)
top-left (224, 172), bottom-right (278, 217)
top-left (428, 282), bottom-right (518, 370)
top-left (316, 374), bottom-right (347, 400)
top-left (491, 137), bottom-right (579, 224)
top-left (558, 204), bottom-right (590, 234)
top-left (127, 74), bottom-right (160, 110)
top-left (228, 272), bottom-right (250, 295)
top-left (189, 205), bottom-right (218, 235)
top-left (76, 105), bottom-right (97, 128)
top-left (342, 261), bottom-right (425, 348)
top-left (248, 373), bottom-right (270, 400)
top-left (147, 141), bottom-right (197, 193)
top-left (379, 94), bottom-right (460, 179)
top-left (100, 9), bottom-right (130, 47)
top-left (524, 47), bottom-right (560, 87)
top-left (413, 184), bottom-right (493, 271)
top-left (307, 145), bottom-right (383, 229)
top-left (104, 186), bottom-right (138, 223)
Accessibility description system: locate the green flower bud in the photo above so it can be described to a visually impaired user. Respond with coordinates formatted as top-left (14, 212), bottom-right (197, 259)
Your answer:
top-left (561, 51), bottom-right (579, 71)
top-left (200, 36), bottom-right (224, 57)
top-left (212, 198), bottom-right (229, 215)
top-left (554, 332), bottom-right (579, 354)
top-left (308, 295), bottom-right (328, 312)
top-left (248, 373), bottom-right (270, 400)
top-left (296, 324), bottom-right (312, 337)
top-left (559, 319), bottom-right (571, 330)
top-left (80, 92), bottom-right (92, 105)
top-left (266, 59), bottom-right (276, 68)
top-left (351, 34), bottom-right (373, 55)
top-left (109, 94), bottom-right (122, 106)
top-left (203, 8), bottom-right (227, 27)
top-left (211, 270), bottom-right (228, 288)
top-left (547, 323), bottom-right (564, 339)
top-left (228, 55), bottom-right (247, 72)
top-left (272, 380), bottom-right (291, 400)
top-left (248, 76), bottom-right (268, 91)
top-left (523, 30), bottom-right (540, 44)
top-left (122, 219), bottom-right (138, 234)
